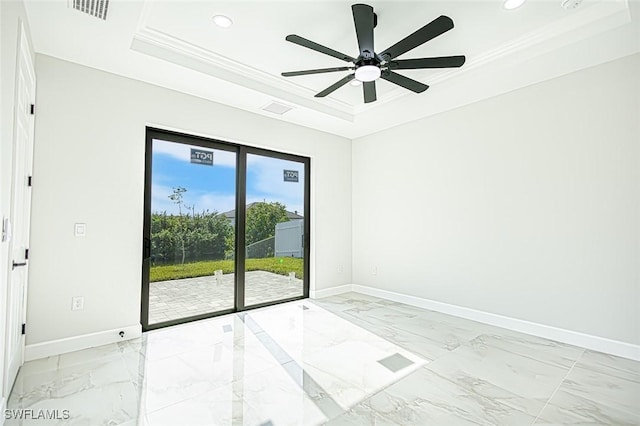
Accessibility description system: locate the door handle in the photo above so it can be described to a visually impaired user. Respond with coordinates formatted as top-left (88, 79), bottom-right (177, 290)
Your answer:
top-left (12, 261), bottom-right (27, 270)
top-left (143, 237), bottom-right (151, 260)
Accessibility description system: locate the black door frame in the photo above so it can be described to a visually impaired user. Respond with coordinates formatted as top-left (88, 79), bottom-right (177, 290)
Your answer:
top-left (142, 127), bottom-right (311, 331)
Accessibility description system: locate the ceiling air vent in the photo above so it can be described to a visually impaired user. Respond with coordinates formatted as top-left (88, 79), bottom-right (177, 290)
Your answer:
top-left (72, 0), bottom-right (110, 20)
top-left (261, 102), bottom-right (293, 115)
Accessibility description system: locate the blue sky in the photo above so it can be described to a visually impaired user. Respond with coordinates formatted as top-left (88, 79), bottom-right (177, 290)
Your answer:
top-left (151, 139), bottom-right (305, 216)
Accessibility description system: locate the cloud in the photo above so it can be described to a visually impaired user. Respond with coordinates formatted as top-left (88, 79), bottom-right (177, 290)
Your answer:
top-left (151, 183), bottom-right (177, 214)
top-left (151, 183), bottom-right (236, 215)
top-left (247, 154), bottom-right (305, 214)
top-left (194, 193), bottom-right (236, 215)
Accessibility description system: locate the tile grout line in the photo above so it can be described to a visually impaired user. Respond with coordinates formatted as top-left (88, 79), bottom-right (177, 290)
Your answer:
top-left (531, 348), bottom-right (585, 424)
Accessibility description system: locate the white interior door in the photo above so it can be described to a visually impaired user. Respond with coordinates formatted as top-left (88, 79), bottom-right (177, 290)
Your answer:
top-left (3, 22), bottom-right (36, 396)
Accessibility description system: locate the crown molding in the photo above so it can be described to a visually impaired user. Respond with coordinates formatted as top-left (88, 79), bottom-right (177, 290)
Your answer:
top-left (131, 25), bottom-right (355, 122)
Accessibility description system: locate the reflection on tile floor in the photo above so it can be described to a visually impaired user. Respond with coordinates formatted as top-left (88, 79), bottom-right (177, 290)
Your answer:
top-left (7, 292), bottom-right (640, 425)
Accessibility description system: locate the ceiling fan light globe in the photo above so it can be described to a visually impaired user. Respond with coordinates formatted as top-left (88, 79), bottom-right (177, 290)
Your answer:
top-left (355, 65), bottom-right (381, 82)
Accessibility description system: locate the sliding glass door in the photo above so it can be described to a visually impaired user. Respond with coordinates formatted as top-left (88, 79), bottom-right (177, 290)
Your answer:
top-left (142, 136), bottom-right (237, 328)
top-left (142, 129), bottom-right (310, 330)
top-left (242, 152), bottom-right (307, 308)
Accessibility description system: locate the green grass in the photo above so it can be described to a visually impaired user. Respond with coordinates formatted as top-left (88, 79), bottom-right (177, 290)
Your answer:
top-left (150, 257), bottom-right (304, 282)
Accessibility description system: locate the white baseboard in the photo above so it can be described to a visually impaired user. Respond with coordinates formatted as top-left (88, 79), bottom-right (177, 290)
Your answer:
top-left (350, 284), bottom-right (640, 362)
top-left (24, 325), bottom-right (142, 362)
top-left (310, 284), bottom-right (353, 299)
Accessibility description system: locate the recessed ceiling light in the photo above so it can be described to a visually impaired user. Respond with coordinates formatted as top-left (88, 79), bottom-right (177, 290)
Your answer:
top-left (350, 79), bottom-right (362, 86)
top-left (503, 0), bottom-right (527, 9)
top-left (212, 14), bottom-right (233, 28)
top-left (355, 65), bottom-right (381, 82)
top-left (503, 0), bottom-right (526, 9)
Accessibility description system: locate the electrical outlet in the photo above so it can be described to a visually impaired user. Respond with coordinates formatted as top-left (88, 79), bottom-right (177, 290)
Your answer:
top-left (72, 296), bottom-right (84, 311)
top-left (74, 223), bottom-right (86, 237)
top-left (338, 264), bottom-right (344, 273)
top-left (372, 266), bottom-right (378, 275)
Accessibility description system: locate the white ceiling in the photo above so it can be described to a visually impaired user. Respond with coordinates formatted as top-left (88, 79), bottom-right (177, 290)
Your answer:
top-left (23, 0), bottom-right (640, 138)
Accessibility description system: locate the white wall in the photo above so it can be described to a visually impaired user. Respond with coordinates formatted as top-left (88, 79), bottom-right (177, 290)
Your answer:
top-left (352, 53), bottom-right (640, 346)
top-left (1, 0), bottom-right (34, 411)
top-left (26, 55), bottom-right (352, 348)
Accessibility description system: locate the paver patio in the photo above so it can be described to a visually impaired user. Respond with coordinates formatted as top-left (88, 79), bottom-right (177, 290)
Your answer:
top-left (148, 270), bottom-right (303, 324)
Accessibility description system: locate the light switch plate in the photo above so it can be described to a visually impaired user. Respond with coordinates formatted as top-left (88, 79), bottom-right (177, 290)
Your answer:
top-left (74, 223), bottom-right (86, 237)
top-left (2, 217), bottom-right (11, 242)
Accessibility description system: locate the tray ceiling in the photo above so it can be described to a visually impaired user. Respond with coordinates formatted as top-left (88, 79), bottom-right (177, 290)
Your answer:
top-left (23, 0), bottom-right (640, 138)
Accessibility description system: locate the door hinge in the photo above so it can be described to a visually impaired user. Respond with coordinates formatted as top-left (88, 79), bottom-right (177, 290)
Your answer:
top-left (30, 104), bottom-right (35, 115)
top-left (21, 323), bottom-right (26, 335)
top-left (25, 248), bottom-right (29, 260)
top-left (28, 176), bottom-right (32, 187)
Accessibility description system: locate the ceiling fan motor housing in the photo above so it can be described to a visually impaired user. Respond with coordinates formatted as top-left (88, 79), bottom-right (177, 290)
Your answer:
top-left (356, 58), bottom-right (380, 68)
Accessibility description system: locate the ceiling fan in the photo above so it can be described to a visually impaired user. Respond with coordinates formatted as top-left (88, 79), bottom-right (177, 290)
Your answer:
top-left (281, 4), bottom-right (466, 103)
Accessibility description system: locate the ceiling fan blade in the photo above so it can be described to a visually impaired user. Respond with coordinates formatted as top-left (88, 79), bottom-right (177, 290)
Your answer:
top-left (389, 55), bottom-right (466, 70)
top-left (363, 81), bottom-right (377, 103)
top-left (352, 4), bottom-right (375, 59)
top-left (286, 35), bottom-right (355, 63)
top-left (379, 15), bottom-right (454, 61)
top-left (381, 71), bottom-right (429, 93)
top-left (315, 74), bottom-right (355, 97)
top-left (282, 67), bottom-right (353, 77)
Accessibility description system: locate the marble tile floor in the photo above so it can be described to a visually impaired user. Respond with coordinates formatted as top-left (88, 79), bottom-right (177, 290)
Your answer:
top-left (6, 292), bottom-right (640, 425)
top-left (149, 271), bottom-right (303, 324)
